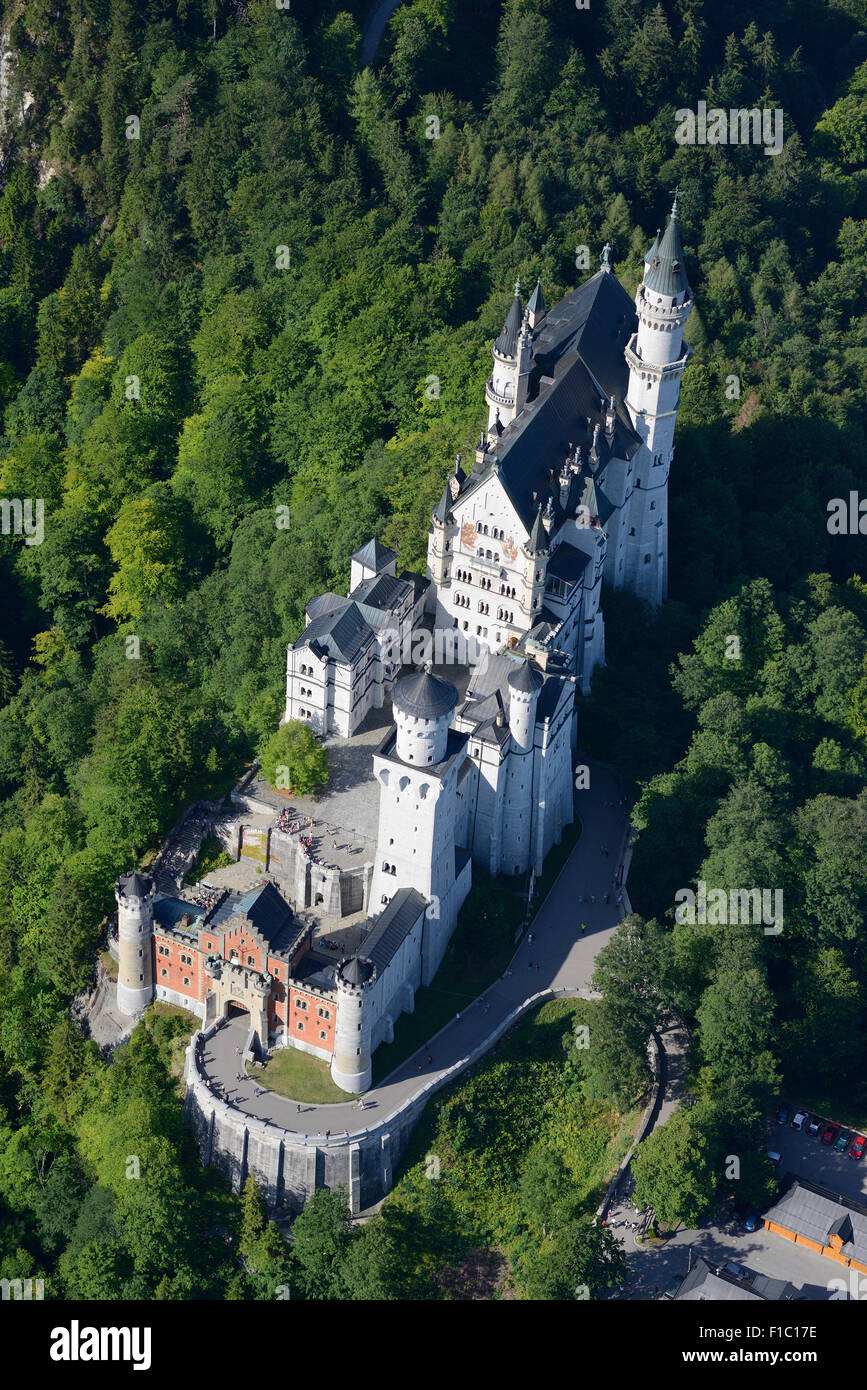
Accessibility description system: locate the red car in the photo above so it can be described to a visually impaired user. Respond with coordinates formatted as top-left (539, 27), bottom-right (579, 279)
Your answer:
top-left (849, 1135), bottom-right (866, 1161)
top-left (821, 1123), bottom-right (839, 1146)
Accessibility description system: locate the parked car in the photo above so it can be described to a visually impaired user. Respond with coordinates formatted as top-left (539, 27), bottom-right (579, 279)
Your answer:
top-left (776, 1103), bottom-right (790, 1125)
top-left (808, 1115), bottom-right (823, 1136)
top-left (661, 1273), bottom-right (684, 1299)
top-left (743, 1209), bottom-right (762, 1232)
top-left (766, 1150), bottom-right (782, 1164)
top-left (835, 1129), bottom-right (853, 1154)
top-left (821, 1123), bottom-right (840, 1146)
top-left (849, 1135), bottom-right (866, 1161)
top-left (791, 1110), bottom-right (808, 1131)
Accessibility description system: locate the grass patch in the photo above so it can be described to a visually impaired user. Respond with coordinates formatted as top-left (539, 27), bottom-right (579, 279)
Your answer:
top-left (98, 949), bottom-right (118, 981)
top-left (253, 1046), bottom-right (359, 1104)
top-left (184, 834), bottom-right (235, 886)
top-left (372, 819), bottom-right (581, 1084)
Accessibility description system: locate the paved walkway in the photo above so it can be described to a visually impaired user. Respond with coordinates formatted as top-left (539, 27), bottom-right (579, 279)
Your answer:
top-left (361, 0), bottom-right (405, 65)
top-left (196, 761), bottom-right (631, 1135)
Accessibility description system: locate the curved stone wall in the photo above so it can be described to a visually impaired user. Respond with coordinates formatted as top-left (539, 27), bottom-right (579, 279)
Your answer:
top-left (184, 988), bottom-right (582, 1214)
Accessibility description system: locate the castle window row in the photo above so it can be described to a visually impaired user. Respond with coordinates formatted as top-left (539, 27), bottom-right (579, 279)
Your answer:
top-left (497, 609), bottom-right (514, 623)
top-left (381, 862), bottom-right (398, 876)
top-left (477, 548), bottom-right (500, 562)
top-left (479, 524), bottom-right (505, 540)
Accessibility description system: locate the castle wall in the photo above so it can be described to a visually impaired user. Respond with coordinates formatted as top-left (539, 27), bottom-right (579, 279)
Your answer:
top-left (233, 822), bottom-right (372, 920)
top-left (185, 987), bottom-right (576, 1214)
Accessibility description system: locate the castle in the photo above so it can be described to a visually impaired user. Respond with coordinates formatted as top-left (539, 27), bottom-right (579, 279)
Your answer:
top-left (115, 205), bottom-right (692, 1093)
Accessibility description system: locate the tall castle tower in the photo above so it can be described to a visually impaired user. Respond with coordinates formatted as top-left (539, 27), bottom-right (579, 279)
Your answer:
top-left (623, 194), bottom-right (693, 606)
top-left (331, 957), bottom-right (374, 1093)
top-left (371, 668), bottom-right (467, 984)
top-left (485, 279), bottom-right (533, 431)
top-left (502, 659), bottom-right (543, 875)
top-left (115, 870), bottom-right (156, 1017)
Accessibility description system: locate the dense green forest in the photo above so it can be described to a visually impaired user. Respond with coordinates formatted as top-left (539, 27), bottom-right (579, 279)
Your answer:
top-left (0, 0), bottom-right (865, 1295)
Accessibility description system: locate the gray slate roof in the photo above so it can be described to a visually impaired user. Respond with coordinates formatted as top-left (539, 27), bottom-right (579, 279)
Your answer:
top-left (462, 652), bottom-right (569, 732)
top-left (117, 870), bottom-right (154, 898)
top-left (527, 278), bottom-right (545, 315)
top-left (764, 1177), bottom-right (867, 1266)
top-left (644, 206), bottom-right (690, 298)
top-left (301, 602), bottom-right (376, 665)
top-left (433, 482), bottom-right (452, 524)
top-left (494, 285), bottom-right (524, 357)
top-left (361, 887), bottom-right (428, 974)
top-left (547, 542), bottom-right (591, 587)
top-left (468, 272), bottom-right (641, 532)
top-left (392, 669), bottom-right (458, 720)
top-left (675, 1257), bottom-right (793, 1302)
top-left (153, 895), bottom-right (205, 930)
top-left (351, 572), bottom-right (413, 612)
top-left (342, 956), bottom-right (374, 985)
top-left (508, 659), bottom-right (543, 693)
top-left (351, 537), bottom-right (396, 572)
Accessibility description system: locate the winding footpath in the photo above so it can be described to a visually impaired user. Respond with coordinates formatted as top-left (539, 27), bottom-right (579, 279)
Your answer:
top-left (196, 761), bottom-right (632, 1137)
top-left (360, 0), bottom-right (406, 66)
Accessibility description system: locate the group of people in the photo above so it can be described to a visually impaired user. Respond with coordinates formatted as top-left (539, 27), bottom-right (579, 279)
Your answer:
top-left (189, 889), bottom-right (220, 910)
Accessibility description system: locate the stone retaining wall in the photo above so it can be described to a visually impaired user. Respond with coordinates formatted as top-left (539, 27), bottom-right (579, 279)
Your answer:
top-left (184, 987), bottom-right (583, 1214)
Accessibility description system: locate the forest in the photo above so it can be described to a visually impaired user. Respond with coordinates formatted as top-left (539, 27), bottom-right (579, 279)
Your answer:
top-left (0, 0), bottom-right (864, 1297)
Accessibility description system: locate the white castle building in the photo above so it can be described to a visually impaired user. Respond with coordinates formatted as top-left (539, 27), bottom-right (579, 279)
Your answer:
top-left (427, 199), bottom-right (692, 681)
top-left (120, 208), bottom-right (691, 1093)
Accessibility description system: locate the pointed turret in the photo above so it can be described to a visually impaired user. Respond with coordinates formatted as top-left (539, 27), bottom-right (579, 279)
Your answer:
top-left (432, 481), bottom-right (451, 525)
top-left (525, 503), bottom-right (548, 557)
top-left (494, 278), bottom-right (523, 357)
top-left (527, 277), bottom-right (546, 331)
top-left (644, 194), bottom-right (690, 298)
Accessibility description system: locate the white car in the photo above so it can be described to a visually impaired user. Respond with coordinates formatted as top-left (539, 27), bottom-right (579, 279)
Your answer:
top-left (791, 1111), bottom-right (808, 1131)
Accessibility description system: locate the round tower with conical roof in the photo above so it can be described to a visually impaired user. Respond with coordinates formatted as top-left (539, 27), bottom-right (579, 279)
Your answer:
top-left (502, 659), bottom-right (543, 875)
top-left (392, 666), bottom-right (457, 766)
top-left (115, 870), bottom-right (156, 1017)
top-left (331, 956), bottom-right (374, 1092)
top-left (508, 658), bottom-right (542, 753)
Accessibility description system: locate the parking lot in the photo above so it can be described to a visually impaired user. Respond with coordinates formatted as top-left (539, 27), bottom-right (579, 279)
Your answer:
top-left (770, 1111), bottom-right (867, 1208)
